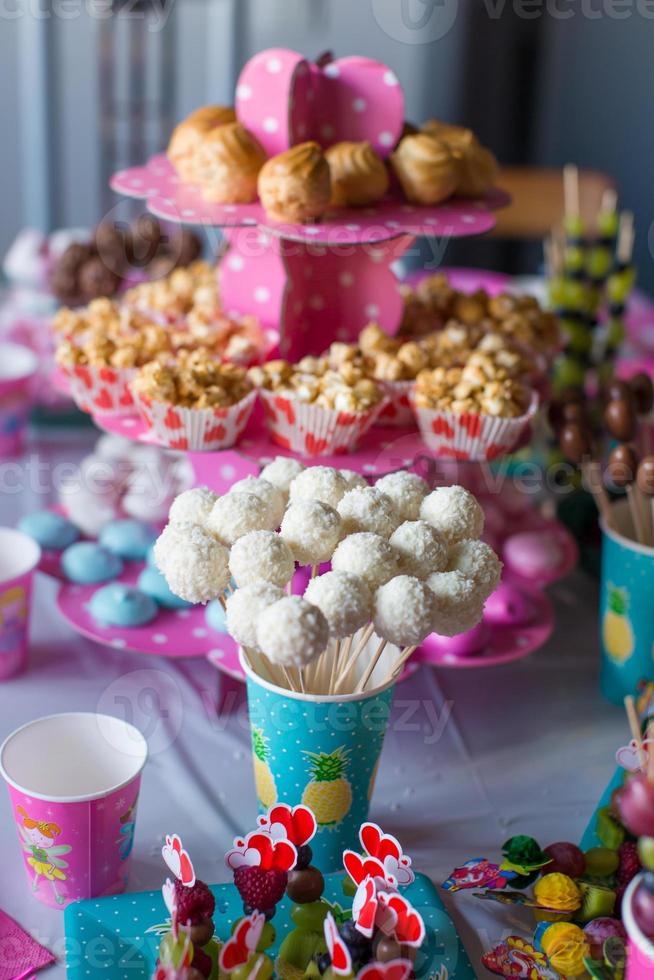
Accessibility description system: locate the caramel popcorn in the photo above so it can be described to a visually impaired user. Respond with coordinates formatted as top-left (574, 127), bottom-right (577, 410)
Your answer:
top-left (55, 304), bottom-right (171, 371)
top-left (132, 349), bottom-right (251, 409)
top-left (123, 260), bottom-right (219, 320)
top-left (414, 363), bottom-right (530, 418)
top-left (248, 355), bottom-right (383, 413)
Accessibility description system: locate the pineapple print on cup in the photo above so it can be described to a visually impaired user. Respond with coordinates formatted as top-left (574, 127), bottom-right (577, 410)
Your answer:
top-left (301, 746), bottom-right (353, 828)
top-left (252, 726), bottom-right (277, 809)
top-left (603, 584), bottom-right (635, 663)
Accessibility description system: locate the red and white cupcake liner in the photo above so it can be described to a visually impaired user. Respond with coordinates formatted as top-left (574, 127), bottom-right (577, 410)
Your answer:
top-left (132, 388), bottom-right (257, 451)
top-left (410, 390), bottom-right (539, 461)
top-left (59, 361), bottom-right (137, 416)
top-left (374, 380), bottom-right (416, 428)
top-left (259, 389), bottom-right (388, 457)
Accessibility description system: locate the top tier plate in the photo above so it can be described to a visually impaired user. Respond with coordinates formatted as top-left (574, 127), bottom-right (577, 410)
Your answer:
top-left (111, 154), bottom-right (508, 244)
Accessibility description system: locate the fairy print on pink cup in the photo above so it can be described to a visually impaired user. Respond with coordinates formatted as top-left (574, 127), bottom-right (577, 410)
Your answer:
top-left (0, 528), bottom-right (41, 681)
top-left (0, 342), bottom-right (38, 457)
top-left (0, 712), bottom-right (147, 908)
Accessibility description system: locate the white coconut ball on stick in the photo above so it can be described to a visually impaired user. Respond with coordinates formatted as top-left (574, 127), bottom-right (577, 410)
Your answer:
top-left (225, 582), bottom-right (284, 651)
top-left (372, 575), bottom-right (435, 647)
top-left (207, 492), bottom-right (272, 545)
top-left (426, 570), bottom-right (484, 636)
top-left (256, 596), bottom-right (329, 668)
top-left (168, 487), bottom-right (218, 527)
top-left (375, 471), bottom-right (429, 522)
top-left (280, 499), bottom-right (341, 566)
top-left (331, 532), bottom-right (400, 590)
top-left (304, 570), bottom-right (372, 638)
top-left (447, 539), bottom-right (502, 601)
top-left (154, 522), bottom-right (230, 603)
top-left (339, 469), bottom-right (368, 492)
top-left (260, 456), bottom-right (305, 497)
top-left (229, 476), bottom-right (285, 528)
top-left (389, 520), bottom-right (448, 578)
top-left (420, 485), bottom-right (484, 545)
top-left (228, 530), bottom-right (295, 588)
top-left (288, 466), bottom-right (348, 509)
top-left (337, 486), bottom-right (400, 537)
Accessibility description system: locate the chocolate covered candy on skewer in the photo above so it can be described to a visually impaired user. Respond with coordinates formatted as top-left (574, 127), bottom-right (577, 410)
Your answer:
top-left (604, 397), bottom-right (637, 443)
top-left (637, 455), bottom-right (654, 546)
top-left (606, 444), bottom-right (647, 544)
top-left (558, 421), bottom-right (613, 527)
top-left (631, 372), bottom-right (654, 455)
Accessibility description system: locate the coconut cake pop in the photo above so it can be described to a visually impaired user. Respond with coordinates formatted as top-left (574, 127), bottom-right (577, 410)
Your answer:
top-left (154, 522), bottom-right (230, 603)
top-left (339, 469), bottom-right (368, 492)
top-left (256, 596), bottom-right (329, 668)
top-left (225, 582), bottom-right (284, 651)
top-left (229, 476), bottom-right (285, 528)
top-left (280, 499), bottom-right (341, 566)
top-left (304, 570), bottom-right (372, 638)
top-left (169, 487), bottom-right (218, 527)
top-left (228, 531), bottom-right (294, 588)
top-left (331, 533), bottom-right (401, 590)
top-left (420, 485), bottom-right (484, 544)
top-left (207, 492), bottom-right (273, 546)
top-left (426, 570), bottom-right (484, 636)
top-left (389, 520), bottom-right (448, 578)
top-left (259, 455), bottom-right (305, 496)
top-left (447, 539), bottom-right (503, 600)
top-left (372, 576), bottom-right (435, 647)
top-left (374, 471), bottom-right (429, 522)
top-left (288, 466), bottom-right (347, 509)
top-left (337, 486), bottom-right (400, 538)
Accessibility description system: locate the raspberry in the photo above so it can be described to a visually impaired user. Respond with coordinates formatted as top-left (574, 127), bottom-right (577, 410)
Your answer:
top-left (234, 866), bottom-right (288, 911)
top-left (174, 878), bottom-right (216, 925)
top-left (617, 841), bottom-right (641, 887)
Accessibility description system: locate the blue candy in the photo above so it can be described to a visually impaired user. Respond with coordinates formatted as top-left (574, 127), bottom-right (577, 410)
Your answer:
top-left (61, 542), bottom-right (124, 584)
top-left (99, 519), bottom-right (158, 561)
top-left (18, 511), bottom-right (79, 551)
top-left (205, 597), bottom-right (227, 633)
top-left (89, 584), bottom-right (158, 627)
top-left (137, 566), bottom-right (193, 610)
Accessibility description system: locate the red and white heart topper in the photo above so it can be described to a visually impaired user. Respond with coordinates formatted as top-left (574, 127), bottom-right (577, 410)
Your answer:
top-left (359, 823), bottom-right (415, 887)
top-left (162, 878), bottom-right (177, 919)
top-left (219, 911), bottom-right (266, 973)
top-left (343, 850), bottom-right (395, 891)
top-left (616, 738), bottom-right (653, 773)
top-left (357, 960), bottom-right (414, 980)
top-left (323, 912), bottom-right (353, 977)
top-left (162, 834), bottom-right (196, 888)
top-left (377, 893), bottom-right (426, 949)
top-left (257, 803), bottom-right (317, 847)
top-left (352, 876), bottom-right (398, 939)
top-left (225, 830), bottom-right (297, 873)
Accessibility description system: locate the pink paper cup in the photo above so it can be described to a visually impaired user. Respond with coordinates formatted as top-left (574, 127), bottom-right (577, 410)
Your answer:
top-left (623, 874), bottom-right (654, 978)
top-left (0, 528), bottom-right (41, 681)
top-left (0, 712), bottom-right (148, 908)
top-left (0, 342), bottom-right (38, 456)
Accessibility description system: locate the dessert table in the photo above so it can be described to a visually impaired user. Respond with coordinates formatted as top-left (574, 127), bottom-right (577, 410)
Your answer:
top-left (0, 429), bottom-right (629, 978)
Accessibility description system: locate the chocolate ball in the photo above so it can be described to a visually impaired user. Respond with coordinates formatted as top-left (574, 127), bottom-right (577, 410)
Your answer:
top-left (637, 456), bottom-right (654, 496)
top-left (57, 242), bottom-right (93, 272)
top-left (133, 213), bottom-right (162, 247)
top-left (605, 378), bottom-right (633, 404)
top-left (561, 402), bottom-right (587, 426)
top-left (50, 266), bottom-right (80, 304)
top-left (605, 398), bottom-right (637, 442)
top-left (606, 444), bottom-right (638, 489)
top-left (559, 422), bottom-right (593, 464)
top-left (373, 935), bottom-right (403, 963)
top-left (78, 257), bottom-right (120, 300)
top-left (286, 866), bottom-right (324, 904)
top-left (180, 917), bottom-right (214, 947)
top-left (631, 372), bottom-right (654, 415)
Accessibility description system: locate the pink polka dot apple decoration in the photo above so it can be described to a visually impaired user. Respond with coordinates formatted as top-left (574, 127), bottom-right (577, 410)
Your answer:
top-left (110, 47), bottom-right (507, 360)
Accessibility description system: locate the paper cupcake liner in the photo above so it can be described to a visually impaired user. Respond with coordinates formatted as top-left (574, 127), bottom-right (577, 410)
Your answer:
top-left (59, 361), bottom-right (137, 416)
top-left (132, 388), bottom-right (257, 451)
top-left (410, 390), bottom-right (539, 461)
top-left (374, 379), bottom-right (416, 428)
top-left (259, 389), bottom-right (388, 457)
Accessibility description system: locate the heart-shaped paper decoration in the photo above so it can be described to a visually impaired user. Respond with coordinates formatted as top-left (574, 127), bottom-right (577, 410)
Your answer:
top-left (219, 911), bottom-right (265, 972)
top-left (352, 876), bottom-right (399, 938)
top-left (226, 830), bottom-right (297, 872)
top-left (258, 804), bottom-right (317, 847)
top-left (162, 878), bottom-right (176, 915)
top-left (324, 912), bottom-right (353, 976)
top-left (343, 849), bottom-right (387, 886)
top-left (358, 961), bottom-right (413, 980)
top-left (616, 738), bottom-right (653, 772)
top-left (378, 893), bottom-right (425, 948)
top-left (162, 834), bottom-right (196, 888)
top-left (359, 823), bottom-right (415, 886)
top-left (235, 49), bottom-right (404, 158)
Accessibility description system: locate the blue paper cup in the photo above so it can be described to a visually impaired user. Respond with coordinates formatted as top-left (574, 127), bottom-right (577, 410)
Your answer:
top-left (600, 501), bottom-right (654, 704)
top-left (240, 652), bottom-right (395, 873)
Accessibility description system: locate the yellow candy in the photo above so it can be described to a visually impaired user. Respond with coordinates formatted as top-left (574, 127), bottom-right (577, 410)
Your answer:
top-left (541, 922), bottom-right (590, 977)
top-left (533, 873), bottom-right (582, 912)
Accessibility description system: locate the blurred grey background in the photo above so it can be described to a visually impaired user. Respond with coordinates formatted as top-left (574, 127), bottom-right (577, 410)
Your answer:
top-left (2, 0), bottom-right (653, 287)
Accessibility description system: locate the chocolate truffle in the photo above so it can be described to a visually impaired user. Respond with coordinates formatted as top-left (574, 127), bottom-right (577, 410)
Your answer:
top-left (78, 257), bottom-right (120, 300)
top-left (606, 444), bottom-right (638, 489)
top-left (631, 372), bottom-right (654, 415)
top-left (559, 422), bottom-right (593, 464)
top-left (637, 455), bottom-right (654, 496)
top-left (604, 398), bottom-right (636, 442)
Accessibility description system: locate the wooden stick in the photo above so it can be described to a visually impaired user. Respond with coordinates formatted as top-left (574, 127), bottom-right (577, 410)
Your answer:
top-left (282, 667), bottom-right (298, 692)
top-left (563, 164), bottom-right (580, 219)
top-left (625, 695), bottom-right (646, 770)
top-left (335, 623), bottom-right (374, 692)
top-left (601, 188), bottom-right (618, 214)
top-left (626, 484), bottom-right (646, 544)
top-left (310, 564), bottom-right (319, 579)
top-left (387, 644), bottom-right (418, 683)
top-left (617, 211), bottom-right (635, 264)
top-left (328, 637), bottom-right (344, 694)
top-left (582, 460), bottom-right (614, 528)
top-left (218, 594), bottom-right (227, 611)
top-left (298, 670), bottom-right (306, 695)
top-left (357, 638), bottom-right (388, 693)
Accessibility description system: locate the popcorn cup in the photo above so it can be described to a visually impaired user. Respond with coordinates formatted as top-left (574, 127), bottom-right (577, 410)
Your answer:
top-left (259, 389), bottom-right (389, 457)
top-left (241, 651), bottom-right (395, 873)
top-left (623, 875), bottom-right (654, 979)
top-left (0, 528), bottom-right (41, 681)
top-left (0, 342), bottom-right (38, 456)
top-left (410, 390), bottom-right (539, 461)
top-left (375, 380), bottom-right (415, 428)
top-left (600, 501), bottom-right (654, 705)
top-left (132, 388), bottom-right (257, 451)
top-left (0, 712), bottom-right (147, 908)
top-left (58, 361), bottom-right (137, 416)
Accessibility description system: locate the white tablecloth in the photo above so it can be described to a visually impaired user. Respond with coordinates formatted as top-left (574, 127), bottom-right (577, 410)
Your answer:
top-left (0, 430), bottom-right (628, 978)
